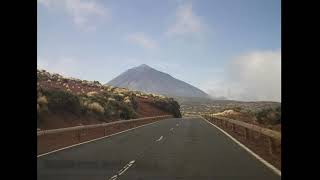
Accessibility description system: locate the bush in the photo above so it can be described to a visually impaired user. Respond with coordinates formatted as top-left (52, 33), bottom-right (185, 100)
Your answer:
top-left (93, 81), bottom-right (100, 85)
top-left (37, 92), bottom-right (49, 113)
top-left (87, 91), bottom-right (98, 97)
top-left (86, 102), bottom-right (105, 114)
top-left (119, 104), bottom-right (138, 119)
top-left (43, 89), bottom-right (81, 114)
top-left (106, 96), bottom-right (114, 101)
top-left (111, 94), bottom-right (123, 101)
top-left (153, 99), bottom-right (181, 118)
top-left (255, 106), bottom-right (281, 125)
top-left (37, 96), bottom-right (48, 105)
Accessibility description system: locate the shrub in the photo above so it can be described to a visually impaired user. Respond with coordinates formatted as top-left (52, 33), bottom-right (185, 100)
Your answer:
top-left (255, 107), bottom-right (281, 125)
top-left (153, 99), bottom-right (181, 118)
top-left (117, 93), bottom-right (124, 97)
top-left (37, 94), bottom-right (49, 123)
top-left (93, 81), bottom-right (100, 85)
top-left (124, 99), bottom-right (131, 104)
top-left (43, 89), bottom-right (81, 114)
top-left (87, 91), bottom-right (98, 97)
top-left (119, 105), bottom-right (138, 119)
top-left (131, 97), bottom-right (138, 110)
top-left (112, 94), bottom-right (123, 101)
top-left (86, 102), bottom-right (105, 114)
top-left (123, 96), bottom-right (131, 104)
top-left (37, 96), bottom-right (48, 105)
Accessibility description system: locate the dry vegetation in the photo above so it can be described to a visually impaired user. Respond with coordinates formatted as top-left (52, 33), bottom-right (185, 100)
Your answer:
top-left (178, 98), bottom-right (281, 131)
top-left (37, 69), bottom-right (181, 129)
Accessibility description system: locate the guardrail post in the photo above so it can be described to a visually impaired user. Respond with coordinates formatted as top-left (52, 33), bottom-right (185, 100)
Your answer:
top-left (268, 137), bottom-right (275, 155)
top-left (77, 129), bottom-right (81, 142)
top-left (244, 128), bottom-right (249, 139)
top-left (231, 124), bottom-right (235, 131)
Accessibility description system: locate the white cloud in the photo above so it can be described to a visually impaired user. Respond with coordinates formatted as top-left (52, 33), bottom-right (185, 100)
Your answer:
top-left (37, 56), bottom-right (80, 78)
top-left (202, 49), bottom-right (281, 102)
top-left (127, 33), bottom-right (158, 50)
top-left (167, 2), bottom-right (204, 36)
top-left (38, 0), bottom-right (108, 30)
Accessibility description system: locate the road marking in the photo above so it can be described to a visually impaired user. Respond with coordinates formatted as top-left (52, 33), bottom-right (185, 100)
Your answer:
top-left (176, 123), bottom-right (179, 127)
top-left (118, 160), bottom-right (135, 175)
top-left (38, 120), bottom-right (165, 158)
top-left (199, 116), bottom-right (281, 177)
top-left (108, 160), bottom-right (135, 180)
top-left (170, 128), bottom-right (174, 131)
top-left (109, 175), bottom-right (118, 180)
top-left (156, 136), bottom-right (163, 142)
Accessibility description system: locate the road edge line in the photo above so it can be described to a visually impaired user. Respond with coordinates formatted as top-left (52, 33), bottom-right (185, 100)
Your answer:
top-left (199, 116), bottom-right (281, 177)
top-left (37, 119), bottom-right (169, 158)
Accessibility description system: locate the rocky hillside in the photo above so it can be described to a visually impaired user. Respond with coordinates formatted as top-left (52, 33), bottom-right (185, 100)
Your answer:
top-left (37, 69), bottom-right (181, 130)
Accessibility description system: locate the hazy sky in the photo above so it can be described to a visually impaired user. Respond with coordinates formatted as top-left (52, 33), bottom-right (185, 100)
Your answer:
top-left (37, 0), bottom-right (281, 102)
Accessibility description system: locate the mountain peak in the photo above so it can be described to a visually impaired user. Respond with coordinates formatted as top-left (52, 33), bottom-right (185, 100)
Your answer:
top-left (107, 65), bottom-right (210, 98)
top-left (137, 64), bottom-right (151, 69)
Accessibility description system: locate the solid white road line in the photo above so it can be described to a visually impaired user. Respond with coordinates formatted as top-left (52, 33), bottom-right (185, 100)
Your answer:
top-left (38, 120), bottom-right (165, 158)
top-left (199, 116), bottom-right (281, 177)
top-left (156, 136), bottom-right (163, 142)
top-left (108, 160), bottom-right (135, 180)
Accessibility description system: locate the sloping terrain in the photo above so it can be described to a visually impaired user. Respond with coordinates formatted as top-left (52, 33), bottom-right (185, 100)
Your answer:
top-left (107, 64), bottom-right (210, 98)
top-left (37, 69), bottom-right (181, 130)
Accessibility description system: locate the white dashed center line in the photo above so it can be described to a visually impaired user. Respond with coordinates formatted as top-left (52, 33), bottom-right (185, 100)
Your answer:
top-left (156, 136), bottom-right (163, 142)
top-left (108, 160), bottom-right (135, 180)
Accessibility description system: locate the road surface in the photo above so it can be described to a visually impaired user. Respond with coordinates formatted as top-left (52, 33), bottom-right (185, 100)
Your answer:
top-left (37, 117), bottom-right (280, 180)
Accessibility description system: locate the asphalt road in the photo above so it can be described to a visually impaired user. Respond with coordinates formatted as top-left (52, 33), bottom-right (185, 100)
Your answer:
top-left (37, 117), bottom-right (280, 180)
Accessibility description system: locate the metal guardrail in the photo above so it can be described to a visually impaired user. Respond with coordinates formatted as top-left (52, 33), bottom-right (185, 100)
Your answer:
top-left (37, 115), bottom-right (172, 136)
top-left (202, 114), bottom-right (281, 155)
top-left (204, 115), bottom-right (281, 140)
top-left (37, 115), bottom-right (173, 155)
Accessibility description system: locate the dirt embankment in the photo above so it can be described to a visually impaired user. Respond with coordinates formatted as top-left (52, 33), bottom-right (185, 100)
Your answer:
top-left (39, 98), bottom-right (170, 130)
top-left (37, 69), bottom-right (181, 130)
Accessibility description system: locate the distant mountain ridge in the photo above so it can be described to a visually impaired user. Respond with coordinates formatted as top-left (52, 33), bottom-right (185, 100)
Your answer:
top-left (107, 64), bottom-right (210, 98)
